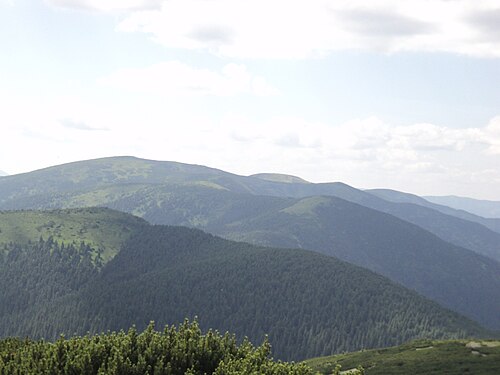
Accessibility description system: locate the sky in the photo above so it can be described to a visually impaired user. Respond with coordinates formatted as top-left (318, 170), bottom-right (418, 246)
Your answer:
top-left (1, 0), bottom-right (500, 199)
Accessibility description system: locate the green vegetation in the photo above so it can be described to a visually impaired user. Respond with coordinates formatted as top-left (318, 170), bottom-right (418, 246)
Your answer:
top-left (0, 158), bottom-right (498, 371)
top-left (384, 190), bottom-right (500, 236)
top-left (0, 320), bottom-right (315, 374)
top-left (0, 208), bottom-right (146, 262)
top-left (281, 196), bottom-right (331, 216)
top-left (94, 185), bottom-right (500, 331)
top-left (305, 339), bottom-right (500, 375)
top-left (0, 221), bottom-right (490, 361)
top-left (0, 238), bottom-right (100, 330)
top-left (366, 189), bottom-right (500, 260)
top-left (250, 173), bottom-right (310, 184)
top-left (1, 157), bottom-right (499, 330)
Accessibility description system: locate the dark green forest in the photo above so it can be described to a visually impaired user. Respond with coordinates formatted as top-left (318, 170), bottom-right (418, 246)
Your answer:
top-left (0, 223), bottom-right (490, 361)
top-left (102, 185), bottom-right (500, 330)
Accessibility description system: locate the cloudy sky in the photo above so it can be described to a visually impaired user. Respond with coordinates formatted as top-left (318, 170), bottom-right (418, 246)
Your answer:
top-left (1, 0), bottom-right (500, 199)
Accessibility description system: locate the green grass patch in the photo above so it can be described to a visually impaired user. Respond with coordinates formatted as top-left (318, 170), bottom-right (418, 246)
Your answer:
top-left (305, 339), bottom-right (500, 375)
top-left (0, 208), bottom-right (146, 262)
top-left (281, 196), bottom-right (331, 216)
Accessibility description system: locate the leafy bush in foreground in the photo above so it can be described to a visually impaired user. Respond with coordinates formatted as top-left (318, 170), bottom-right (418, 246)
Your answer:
top-left (0, 320), bottom-right (315, 375)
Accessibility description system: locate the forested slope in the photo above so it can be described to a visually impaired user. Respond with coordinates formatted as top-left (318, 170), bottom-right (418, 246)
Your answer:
top-left (0, 224), bottom-right (489, 361)
top-left (99, 185), bottom-right (500, 331)
top-left (368, 189), bottom-right (500, 234)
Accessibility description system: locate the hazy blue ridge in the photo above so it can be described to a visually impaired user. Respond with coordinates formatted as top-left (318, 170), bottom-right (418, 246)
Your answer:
top-left (425, 195), bottom-right (500, 220)
top-left (368, 189), bottom-right (500, 235)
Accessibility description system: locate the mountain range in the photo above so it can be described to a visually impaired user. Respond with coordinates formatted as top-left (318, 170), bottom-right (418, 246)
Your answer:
top-left (0, 208), bottom-right (490, 361)
top-left (0, 156), bottom-right (498, 331)
top-left (425, 195), bottom-right (500, 220)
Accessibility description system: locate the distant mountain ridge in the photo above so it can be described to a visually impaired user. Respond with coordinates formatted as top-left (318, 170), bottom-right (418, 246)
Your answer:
top-left (1, 157), bottom-right (499, 264)
top-left (0, 170), bottom-right (7, 177)
top-left (368, 189), bottom-right (500, 235)
top-left (425, 195), bottom-right (500, 219)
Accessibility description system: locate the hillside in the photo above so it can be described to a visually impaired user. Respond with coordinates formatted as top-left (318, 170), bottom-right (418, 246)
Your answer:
top-left (368, 189), bottom-right (500, 235)
top-left (306, 339), bottom-right (500, 375)
top-left (0, 208), bottom-right (147, 262)
top-left (1, 157), bottom-right (499, 265)
top-left (0, 156), bottom-right (250, 201)
top-left (250, 173), bottom-right (310, 184)
top-left (91, 185), bottom-right (500, 331)
top-left (0, 216), bottom-right (490, 361)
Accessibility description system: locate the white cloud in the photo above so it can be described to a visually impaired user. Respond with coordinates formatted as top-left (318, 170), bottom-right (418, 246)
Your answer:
top-left (46, 0), bottom-right (163, 12)
top-left (60, 119), bottom-right (109, 131)
top-left (1, 85), bottom-right (499, 199)
top-left (99, 61), bottom-right (279, 96)
top-left (483, 116), bottom-right (500, 154)
top-left (202, 114), bottom-right (500, 198)
top-left (108, 0), bottom-right (500, 59)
